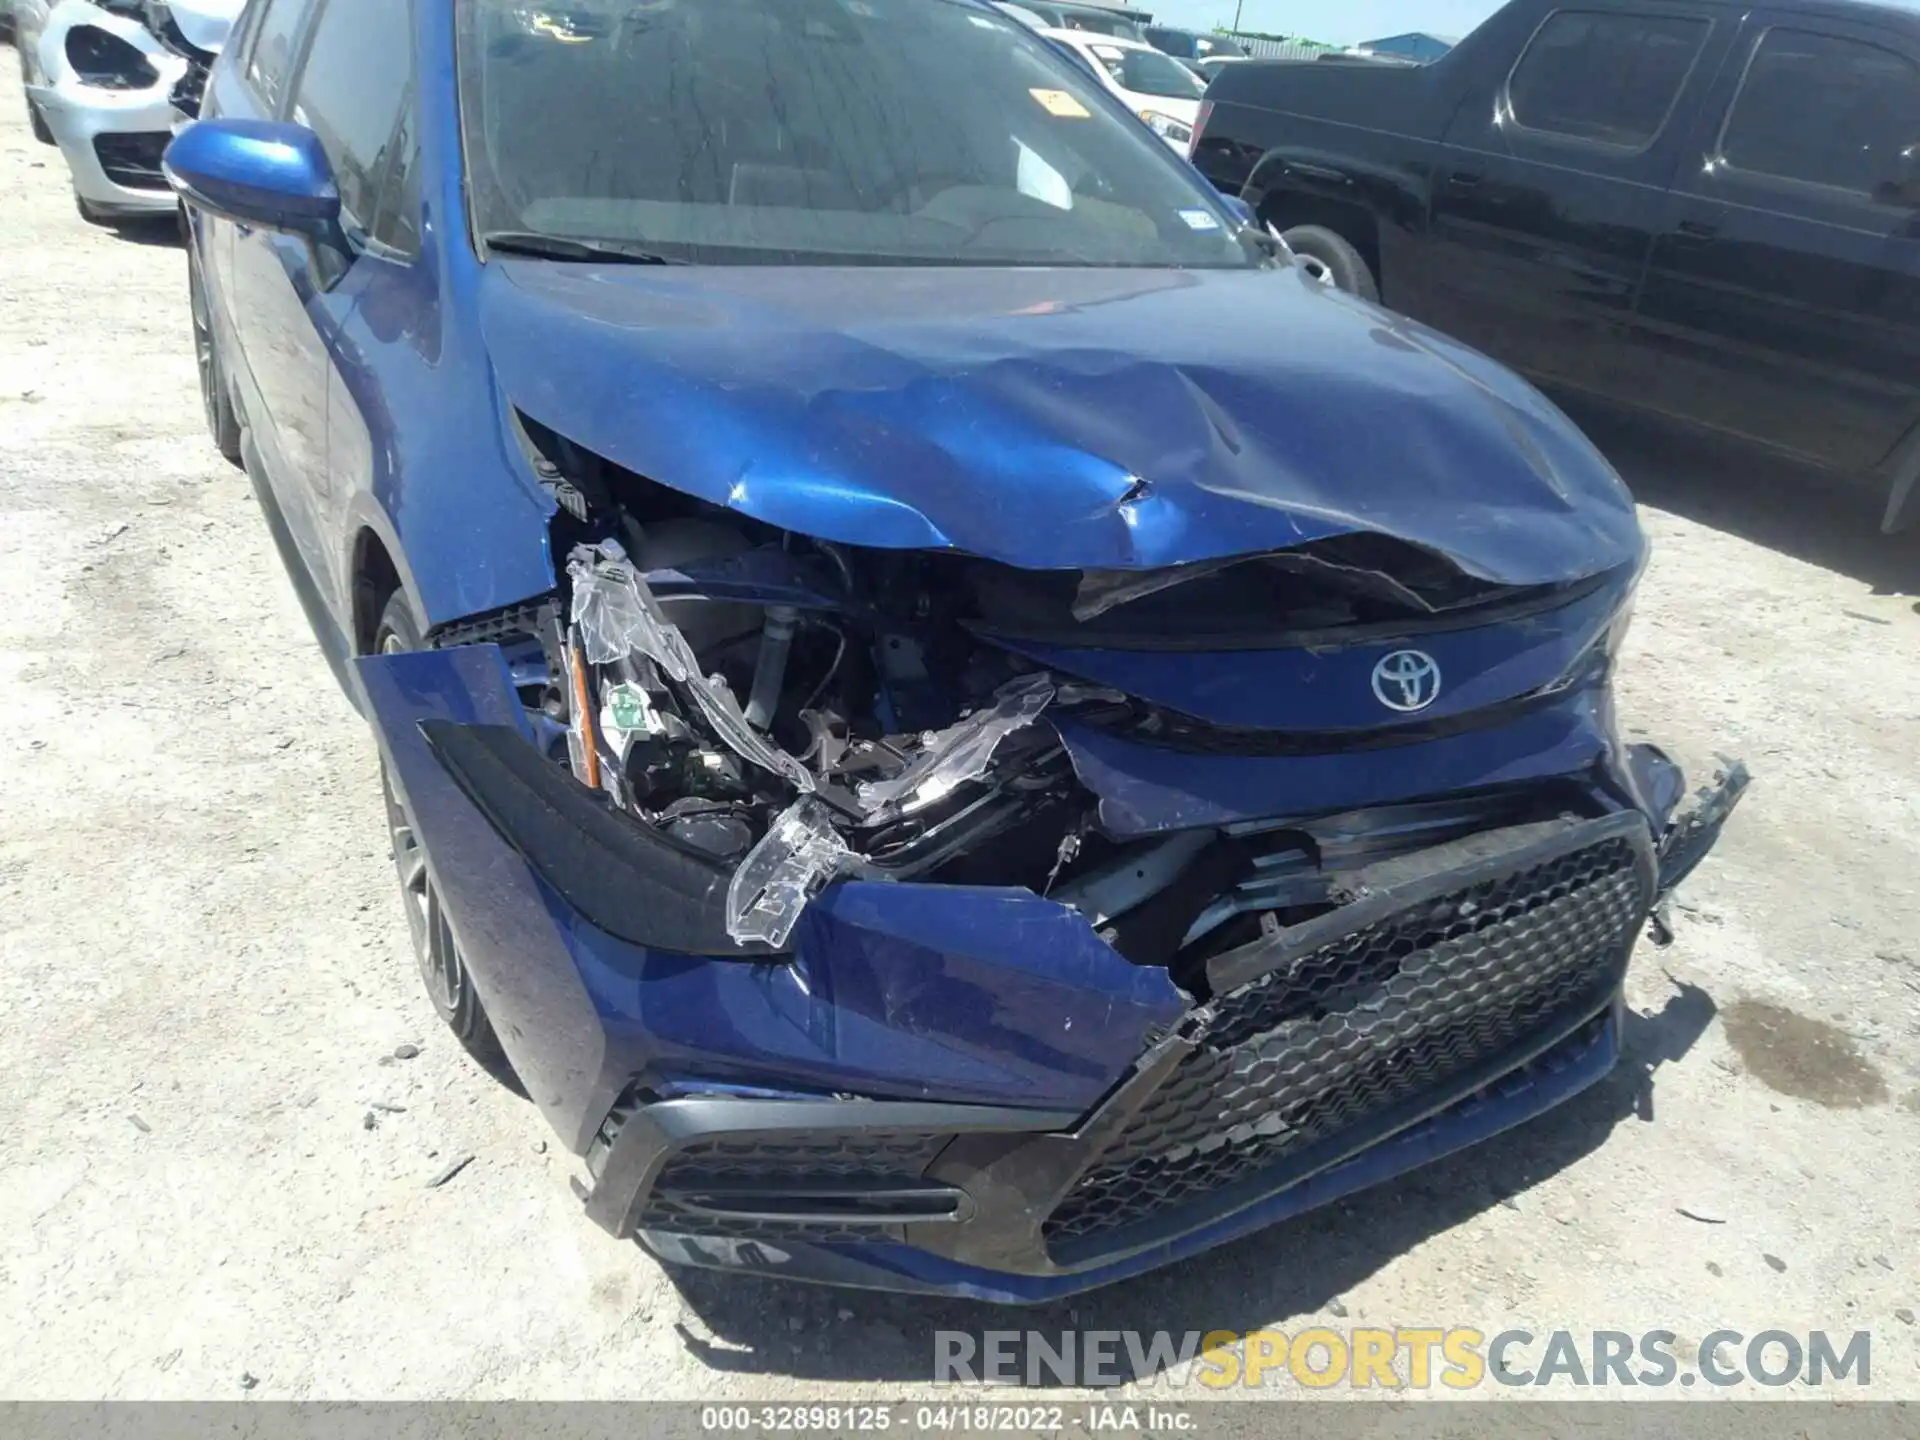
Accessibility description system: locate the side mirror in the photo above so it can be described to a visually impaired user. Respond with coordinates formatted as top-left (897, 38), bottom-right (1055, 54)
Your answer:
top-left (163, 118), bottom-right (342, 240)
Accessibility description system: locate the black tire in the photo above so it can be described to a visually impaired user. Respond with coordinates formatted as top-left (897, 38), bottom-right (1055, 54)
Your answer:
top-left (189, 247), bottom-right (244, 465)
top-left (373, 591), bottom-right (522, 1091)
top-left (27, 96), bottom-right (54, 146)
top-left (1282, 224), bottom-right (1380, 303)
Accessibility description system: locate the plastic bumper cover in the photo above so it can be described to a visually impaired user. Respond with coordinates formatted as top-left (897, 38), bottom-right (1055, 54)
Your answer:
top-left (621, 1010), bottom-right (1621, 1302)
top-left (589, 811), bottom-right (1656, 1299)
top-left (357, 646), bottom-right (1740, 1299)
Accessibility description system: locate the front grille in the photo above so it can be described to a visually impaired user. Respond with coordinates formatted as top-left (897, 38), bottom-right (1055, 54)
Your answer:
top-left (639, 1133), bottom-right (951, 1245)
top-left (1044, 832), bottom-right (1648, 1250)
top-left (92, 132), bottom-right (171, 191)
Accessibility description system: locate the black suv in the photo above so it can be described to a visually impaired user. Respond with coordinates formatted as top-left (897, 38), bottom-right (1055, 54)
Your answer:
top-left (1192, 0), bottom-right (1920, 531)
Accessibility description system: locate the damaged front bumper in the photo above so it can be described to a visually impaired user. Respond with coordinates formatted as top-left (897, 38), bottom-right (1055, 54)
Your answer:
top-left (357, 637), bottom-right (1746, 1301)
top-left (28, 1), bottom-right (196, 214)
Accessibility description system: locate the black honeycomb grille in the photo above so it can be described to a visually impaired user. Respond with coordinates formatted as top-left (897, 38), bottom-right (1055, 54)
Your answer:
top-left (638, 1133), bottom-right (950, 1246)
top-left (1044, 834), bottom-right (1647, 1249)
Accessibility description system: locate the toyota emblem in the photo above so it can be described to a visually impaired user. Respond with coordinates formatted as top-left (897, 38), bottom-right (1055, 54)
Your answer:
top-left (1371, 650), bottom-right (1442, 713)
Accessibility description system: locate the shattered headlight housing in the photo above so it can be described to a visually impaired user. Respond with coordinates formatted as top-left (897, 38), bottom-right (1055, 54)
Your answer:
top-left (64, 23), bottom-right (161, 90)
top-left (564, 541), bottom-right (1069, 949)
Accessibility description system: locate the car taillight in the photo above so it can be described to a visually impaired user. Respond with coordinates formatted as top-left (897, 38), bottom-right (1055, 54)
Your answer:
top-left (1189, 101), bottom-right (1213, 159)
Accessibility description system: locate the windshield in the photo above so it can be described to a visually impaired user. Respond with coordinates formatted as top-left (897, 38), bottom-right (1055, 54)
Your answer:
top-left (1089, 44), bottom-right (1208, 99)
top-left (458, 0), bottom-right (1249, 269)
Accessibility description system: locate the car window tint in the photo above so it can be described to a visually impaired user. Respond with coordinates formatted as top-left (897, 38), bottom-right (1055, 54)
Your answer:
top-left (1720, 28), bottom-right (1920, 196)
top-left (289, 0), bottom-right (413, 233)
top-left (244, 0), bottom-right (312, 111)
top-left (1508, 10), bottom-right (1708, 147)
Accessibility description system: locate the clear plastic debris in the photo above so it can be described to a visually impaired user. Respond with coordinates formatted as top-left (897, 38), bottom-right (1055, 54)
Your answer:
top-left (568, 541), bottom-right (814, 792)
top-left (857, 673), bottom-right (1056, 818)
top-left (726, 797), bottom-right (854, 947)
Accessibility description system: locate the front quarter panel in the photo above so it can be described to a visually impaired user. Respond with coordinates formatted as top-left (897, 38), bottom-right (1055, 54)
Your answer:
top-left (356, 646), bottom-right (1186, 1151)
top-left (319, 0), bottom-right (556, 633)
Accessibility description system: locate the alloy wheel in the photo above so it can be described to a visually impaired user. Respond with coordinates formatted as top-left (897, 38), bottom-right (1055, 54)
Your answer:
top-left (381, 630), bottom-right (470, 1020)
top-left (189, 258), bottom-right (218, 436)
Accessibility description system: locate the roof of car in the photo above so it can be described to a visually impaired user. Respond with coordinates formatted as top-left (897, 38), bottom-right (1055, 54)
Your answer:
top-left (1697, 0), bottom-right (1920, 21)
top-left (1042, 26), bottom-right (1156, 50)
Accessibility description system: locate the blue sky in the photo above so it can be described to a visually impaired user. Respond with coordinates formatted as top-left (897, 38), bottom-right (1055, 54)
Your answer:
top-left (1141, 0), bottom-right (1504, 47)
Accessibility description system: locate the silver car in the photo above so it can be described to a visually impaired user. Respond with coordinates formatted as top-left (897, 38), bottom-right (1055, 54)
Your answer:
top-left (16, 0), bottom-right (239, 223)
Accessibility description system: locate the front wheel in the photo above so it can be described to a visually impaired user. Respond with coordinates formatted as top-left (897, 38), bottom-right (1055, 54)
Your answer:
top-left (1281, 225), bottom-right (1380, 303)
top-left (374, 592), bottom-right (521, 1090)
top-left (189, 247), bottom-right (244, 465)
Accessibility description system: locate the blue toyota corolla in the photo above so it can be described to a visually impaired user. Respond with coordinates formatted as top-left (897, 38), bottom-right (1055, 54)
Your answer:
top-left (165, 0), bottom-right (1746, 1301)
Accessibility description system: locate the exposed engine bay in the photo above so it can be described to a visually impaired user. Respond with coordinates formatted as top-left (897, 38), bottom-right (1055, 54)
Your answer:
top-left (421, 420), bottom-right (1722, 996)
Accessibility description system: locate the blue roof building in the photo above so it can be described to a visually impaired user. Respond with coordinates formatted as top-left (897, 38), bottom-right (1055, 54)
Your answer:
top-left (1358, 31), bottom-right (1458, 62)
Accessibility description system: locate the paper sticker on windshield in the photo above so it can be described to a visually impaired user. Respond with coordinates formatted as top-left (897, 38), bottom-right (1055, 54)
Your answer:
top-left (1030, 88), bottom-right (1092, 119)
top-left (1178, 209), bottom-right (1222, 231)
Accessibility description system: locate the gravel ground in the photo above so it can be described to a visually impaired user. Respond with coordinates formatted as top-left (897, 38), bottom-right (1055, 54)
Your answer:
top-left (2, 56), bottom-right (1917, 1404)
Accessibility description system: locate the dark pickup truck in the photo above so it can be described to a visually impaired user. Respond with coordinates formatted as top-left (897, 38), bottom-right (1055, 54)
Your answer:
top-left (1191, 0), bottom-right (1920, 530)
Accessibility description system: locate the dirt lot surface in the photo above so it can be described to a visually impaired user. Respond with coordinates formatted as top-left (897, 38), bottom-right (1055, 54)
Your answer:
top-left (2, 57), bottom-right (1918, 1405)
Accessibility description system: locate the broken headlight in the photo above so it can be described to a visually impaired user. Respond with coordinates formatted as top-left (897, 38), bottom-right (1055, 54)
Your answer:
top-left (64, 25), bottom-right (161, 90)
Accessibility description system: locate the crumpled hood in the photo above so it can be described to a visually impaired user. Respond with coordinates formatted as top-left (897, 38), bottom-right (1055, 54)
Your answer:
top-left (161, 0), bottom-right (243, 53)
top-left (482, 261), bottom-right (1642, 583)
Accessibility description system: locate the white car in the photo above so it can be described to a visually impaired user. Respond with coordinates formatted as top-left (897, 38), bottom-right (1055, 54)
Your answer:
top-left (991, 1), bottom-right (1050, 31)
top-left (1041, 27), bottom-right (1207, 154)
top-left (16, 0), bottom-right (240, 224)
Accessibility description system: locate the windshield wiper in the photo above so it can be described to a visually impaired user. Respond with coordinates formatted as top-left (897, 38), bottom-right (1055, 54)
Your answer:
top-left (480, 230), bottom-right (685, 265)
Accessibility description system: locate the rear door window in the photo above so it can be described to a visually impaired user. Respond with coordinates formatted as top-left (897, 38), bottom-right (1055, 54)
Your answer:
top-left (1507, 10), bottom-right (1711, 148)
top-left (1718, 28), bottom-right (1920, 197)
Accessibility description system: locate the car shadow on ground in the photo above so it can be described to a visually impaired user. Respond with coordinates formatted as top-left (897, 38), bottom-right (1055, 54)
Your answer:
top-left (103, 213), bottom-right (183, 249)
top-left (665, 978), bottom-right (1717, 1386)
top-left (1555, 397), bottom-right (1920, 602)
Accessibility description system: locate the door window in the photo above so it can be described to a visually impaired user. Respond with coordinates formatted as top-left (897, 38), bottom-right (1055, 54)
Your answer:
top-left (1719, 28), bottom-right (1920, 197)
top-left (288, 0), bottom-right (415, 243)
top-left (1507, 10), bottom-right (1710, 148)
top-left (366, 95), bottom-right (423, 258)
top-left (243, 0), bottom-right (313, 111)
